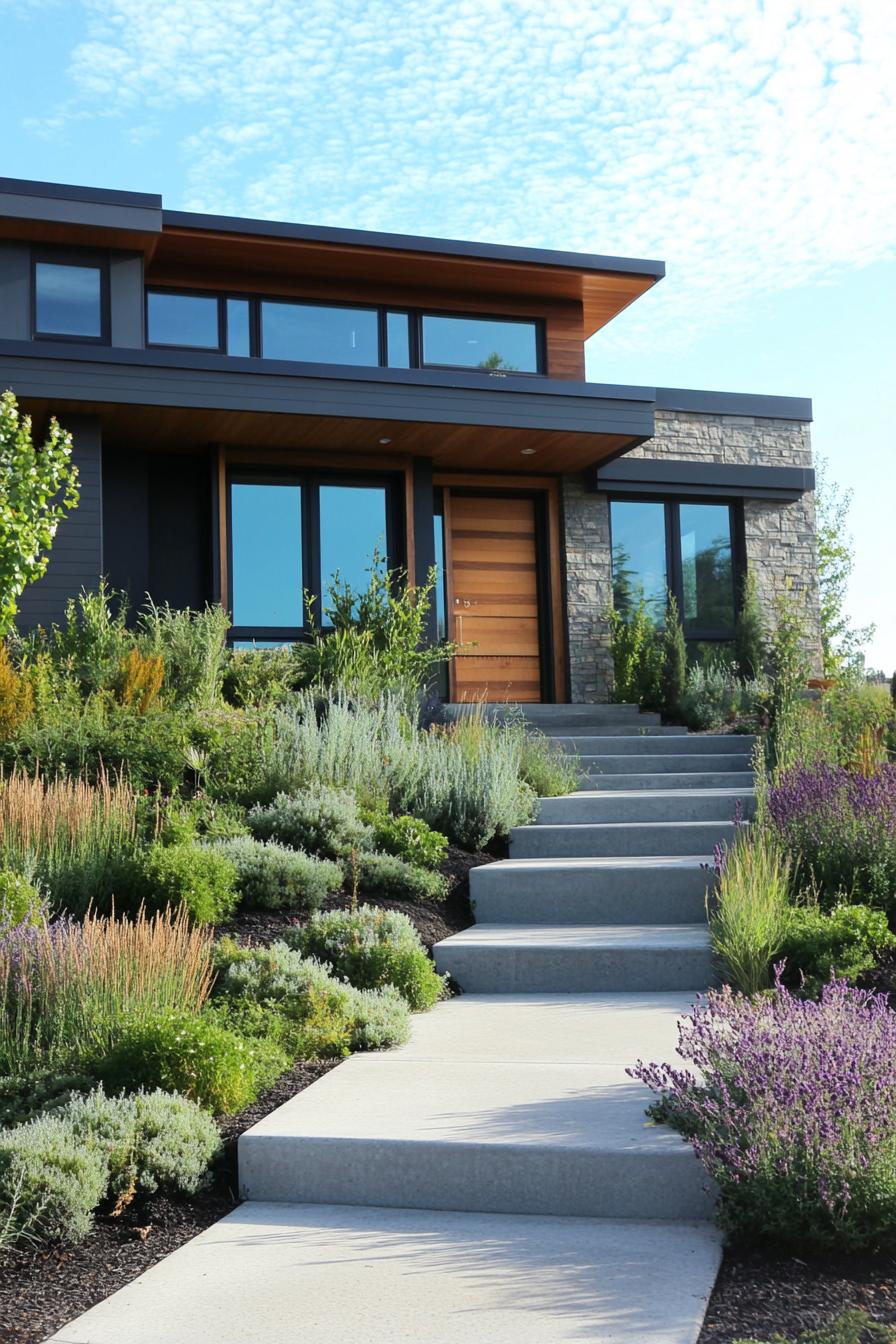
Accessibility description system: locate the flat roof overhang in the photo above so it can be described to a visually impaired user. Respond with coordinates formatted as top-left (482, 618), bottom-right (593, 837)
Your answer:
top-left (0, 342), bottom-right (654, 473)
top-left (0, 177), bottom-right (664, 339)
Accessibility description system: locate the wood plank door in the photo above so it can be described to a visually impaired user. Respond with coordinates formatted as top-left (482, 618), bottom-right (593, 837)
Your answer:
top-left (446, 492), bottom-right (543, 702)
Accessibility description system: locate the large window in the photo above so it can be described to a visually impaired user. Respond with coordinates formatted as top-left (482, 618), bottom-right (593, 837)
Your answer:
top-left (261, 301), bottom-right (379, 365)
top-left (420, 314), bottom-right (540, 372)
top-left (34, 260), bottom-right (104, 340)
top-left (228, 475), bottom-right (394, 641)
top-left (144, 287), bottom-right (545, 375)
top-left (610, 498), bottom-right (740, 639)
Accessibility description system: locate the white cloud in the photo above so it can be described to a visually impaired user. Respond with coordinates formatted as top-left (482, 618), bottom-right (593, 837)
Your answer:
top-left (24, 0), bottom-right (896, 349)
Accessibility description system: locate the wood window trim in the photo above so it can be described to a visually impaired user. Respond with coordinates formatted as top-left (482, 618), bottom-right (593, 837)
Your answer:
top-left (434, 471), bottom-right (567, 703)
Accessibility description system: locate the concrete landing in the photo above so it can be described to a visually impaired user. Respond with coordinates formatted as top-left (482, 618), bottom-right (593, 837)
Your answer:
top-left (48, 1202), bottom-right (722, 1344)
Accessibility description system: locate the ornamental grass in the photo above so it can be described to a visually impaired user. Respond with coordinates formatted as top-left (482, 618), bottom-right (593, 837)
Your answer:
top-left (0, 906), bottom-right (214, 1078)
top-left (630, 976), bottom-right (896, 1249)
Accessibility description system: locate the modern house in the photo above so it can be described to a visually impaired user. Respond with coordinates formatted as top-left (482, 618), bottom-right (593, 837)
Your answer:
top-left (0, 175), bottom-right (821, 702)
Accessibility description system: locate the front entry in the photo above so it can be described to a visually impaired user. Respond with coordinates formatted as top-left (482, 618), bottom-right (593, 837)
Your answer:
top-left (444, 492), bottom-right (544, 703)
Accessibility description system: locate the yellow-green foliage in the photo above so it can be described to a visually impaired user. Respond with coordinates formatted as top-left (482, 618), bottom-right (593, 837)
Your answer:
top-left (0, 644), bottom-right (34, 738)
top-left (117, 647), bottom-right (164, 714)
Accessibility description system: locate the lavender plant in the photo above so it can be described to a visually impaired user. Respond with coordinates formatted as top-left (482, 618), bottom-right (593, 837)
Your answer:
top-left (767, 764), bottom-right (896, 910)
top-left (630, 977), bottom-right (896, 1248)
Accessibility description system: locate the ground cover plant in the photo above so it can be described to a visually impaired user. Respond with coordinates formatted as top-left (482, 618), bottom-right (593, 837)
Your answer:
top-left (732, 1308), bottom-right (896, 1343)
top-left (290, 905), bottom-right (446, 1010)
top-left (631, 978), bottom-right (896, 1251)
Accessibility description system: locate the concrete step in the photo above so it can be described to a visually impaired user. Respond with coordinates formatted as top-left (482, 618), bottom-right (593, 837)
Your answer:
top-left (46, 1201), bottom-right (722, 1344)
top-left (434, 924), bottom-right (716, 993)
top-left (545, 725), bottom-right (689, 740)
top-left (536, 789), bottom-right (754, 825)
top-left (510, 819), bottom-right (737, 859)
top-left (581, 751), bottom-right (753, 774)
top-left (239, 1057), bottom-right (713, 1220)
top-left (444, 701), bottom-right (646, 722)
top-left (562, 734), bottom-right (755, 756)
top-left (470, 856), bottom-right (712, 925)
top-left (581, 769), bottom-right (756, 791)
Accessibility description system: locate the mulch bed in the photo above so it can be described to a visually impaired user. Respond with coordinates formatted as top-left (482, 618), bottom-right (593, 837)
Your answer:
top-left (0, 1059), bottom-right (339, 1344)
top-left (0, 846), bottom-right (485, 1342)
top-left (698, 1247), bottom-right (896, 1342)
top-left (218, 840), bottom-right (487, 953)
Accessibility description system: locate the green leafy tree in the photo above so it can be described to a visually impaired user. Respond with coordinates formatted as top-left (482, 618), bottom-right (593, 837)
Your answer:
top-left (815, 455), bottom-right (874, 678)
top-left (0, 390), bottom-right (80, 636)
top-left (661, 592), bottom-right (687, 718)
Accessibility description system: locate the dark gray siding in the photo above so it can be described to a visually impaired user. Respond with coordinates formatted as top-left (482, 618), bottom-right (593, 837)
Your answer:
top-left (0, 244), bottom-right (30, 340)
top-left (109, 253), bottom-right (145, 348)
top-left (103, 449), bottom-right (211, 613)
top-left (16, 415), bottom-right (103, 630)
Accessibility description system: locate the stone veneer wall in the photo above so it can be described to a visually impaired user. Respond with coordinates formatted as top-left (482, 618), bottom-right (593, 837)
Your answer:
top-left (563, 409), bottom-right (823, 703)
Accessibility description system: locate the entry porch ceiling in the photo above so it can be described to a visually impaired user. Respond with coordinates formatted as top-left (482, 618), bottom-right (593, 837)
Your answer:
top-left (20, 397), bottom-right (641, 473)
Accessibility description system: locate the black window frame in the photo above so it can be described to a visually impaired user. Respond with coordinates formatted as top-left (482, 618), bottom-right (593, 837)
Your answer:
top-left (145, 287), bottom-right (225, 353)
top-left (31, 249), bottom-right (110, 345)
top-left (226, 467), bottom-right (402, 645)
top-left (608, 494), bottom-right (746, 643)
top-left (416, 310), bottom-right (545, 376)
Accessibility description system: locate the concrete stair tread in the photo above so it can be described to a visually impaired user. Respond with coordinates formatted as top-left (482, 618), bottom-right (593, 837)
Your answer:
top-left (388, 992), bottom-right (694, 1065)
top-left (555, 787), bottom-right (753, 800)
top-left (437, 923), bottom-right (712, 951)
top-left (518, 819), bottom-right (738, 831)
top-left (47, 1202), bottom-right (722, 1344)
top-left (476, 854), bottom-right (713, 870)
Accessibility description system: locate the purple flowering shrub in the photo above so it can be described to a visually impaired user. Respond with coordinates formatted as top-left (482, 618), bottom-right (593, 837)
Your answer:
top-left (629, 976), bottom-right (896, 1248)
top-left (767, 765), bottom-right (896, 912)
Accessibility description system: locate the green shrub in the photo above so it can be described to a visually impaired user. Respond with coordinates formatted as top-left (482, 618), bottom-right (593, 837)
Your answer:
top-left (780, 904), bottom-right (896, 999)
top-left (292, 905), bottom-right (446, 1010)
top-left (679, 662), bottom-right (739, 731)
top-left (150, 794), bottom-right (250, 847)
top-left (734, 570), bottom-right (767, 682)
top-left (248, 785), bottom-right (372, 861)
top-left (190, 707), bottom-right (274, 806)
top-left (296, 557), bottom-right (454, 703)
top-left (95, 1009), bottom-right (287, 1115)
top-left (0, 1112), bottom-right (108, 1247)
top-left (709, 829), bottom-right (792, 995)
top-left (0, 869), bottom-right (43, 927)
top-left (608, 600), bottom-right (663, 709)
top-left (516, 731), bottom-right (579, 799)
top-left (357, 851), bottom-right (448, 903)
top-left (135, 843), bottom-right (238, 924)
top-left (210, 836), bottom-right (342, 912)
top-left (137, 598), bottom-right (230, 708)
top-left (363, 811), bottom-right (448, 869)
top-left (213, 940), bottom-right (410, 1052)
top-left (61, 1088), bottom-right (220, 1199)
top-left (733, 1308), bottom-right (895, 1343)
top-left (661, 593), bottom-right (687, 718)
top-left (767, 585), bottom-right (812, 776)
top-left (222, 646), bottom-right (299, 708)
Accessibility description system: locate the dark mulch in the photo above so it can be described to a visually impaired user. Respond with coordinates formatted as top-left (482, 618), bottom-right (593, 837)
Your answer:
top-left (698, 1247), bottom-right (896, 1342)
top-left (0, 1059), bottom-right (340, 1344)
top-left (218, 841), bottom-right (487, 953)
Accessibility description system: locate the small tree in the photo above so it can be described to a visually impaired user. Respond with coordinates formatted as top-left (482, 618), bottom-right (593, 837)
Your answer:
top-left (661, 592), bottom-right (687, 719)
top-left (815, 455), bottom-right (874, 679)
top-left (734, 570), bottom-right (766, 682)
top-left (0, 390), bottom-right (79, 636)
top-left (766, 583), bottom-right (810, 776)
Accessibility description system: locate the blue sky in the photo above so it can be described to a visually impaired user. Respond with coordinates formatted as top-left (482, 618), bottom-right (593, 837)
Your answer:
top-left (2, 0), bottom-right (894, 669)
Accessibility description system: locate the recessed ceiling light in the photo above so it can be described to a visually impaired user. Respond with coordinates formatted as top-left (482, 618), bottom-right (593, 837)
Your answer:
top-left (378, 437), bottom-right (392, 445)
top-left (520, 447), bottom-right (536, 456)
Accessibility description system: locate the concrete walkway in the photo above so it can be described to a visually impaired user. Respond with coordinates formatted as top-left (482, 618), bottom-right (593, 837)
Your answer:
top-left (51, 705), bottom-right (754, 1344)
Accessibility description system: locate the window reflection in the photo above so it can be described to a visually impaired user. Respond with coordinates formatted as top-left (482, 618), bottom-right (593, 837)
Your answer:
top-left (261, 302), bottom-right (379, 365)
top-left (679, 504), bottom-right (734, 632)
top-left (147, 292), bottom-right (220, 349)
top-left (421, 315), bottom-right (538, 372)
top-left (319, 485), bottom-right (387, 615)
top-left (35, 263), bottom-right (102, 338)
top-left (231, 484), bottom-right (303, 628)
top-left (610, 500), bottom-right (667, 623)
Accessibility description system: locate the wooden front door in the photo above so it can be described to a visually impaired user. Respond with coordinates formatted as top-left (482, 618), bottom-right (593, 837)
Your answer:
top-left (446, 493), bottom-right (543, 702)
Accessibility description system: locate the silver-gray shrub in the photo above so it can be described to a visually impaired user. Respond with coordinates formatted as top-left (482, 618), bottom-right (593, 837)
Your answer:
top-left (209, 836), bottom-right (343, 911)
top-left (260, 692), bottom-right (535, 850)
top-left (0, 1112), bottom-right (108, 1248)
top-left (247, 784), bottom-right (373, 860)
